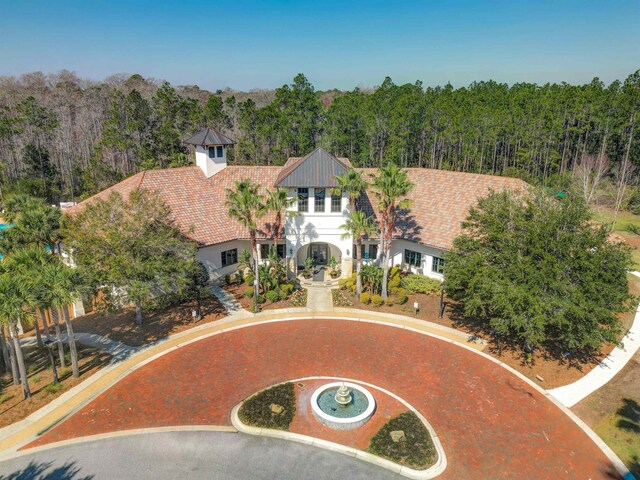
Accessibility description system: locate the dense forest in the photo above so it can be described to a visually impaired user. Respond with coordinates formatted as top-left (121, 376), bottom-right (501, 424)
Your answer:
top-left (0, 70), bottom-right (638, 204)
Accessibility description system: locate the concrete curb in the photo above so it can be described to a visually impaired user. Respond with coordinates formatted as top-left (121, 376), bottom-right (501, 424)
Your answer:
top-left (230, 376), bottom-right (447, 479)
top-left (0, 310), bottom-right (632, 479)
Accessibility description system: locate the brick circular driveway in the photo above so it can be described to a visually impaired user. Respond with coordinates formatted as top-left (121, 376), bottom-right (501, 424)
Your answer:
top-left (27, 319), bottom-right (620, 479)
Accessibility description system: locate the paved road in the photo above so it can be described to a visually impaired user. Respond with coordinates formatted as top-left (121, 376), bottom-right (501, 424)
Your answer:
top-left (0, 431), bottom-right (400, 480)
top-left (26, 319), bottom-right (623, 479)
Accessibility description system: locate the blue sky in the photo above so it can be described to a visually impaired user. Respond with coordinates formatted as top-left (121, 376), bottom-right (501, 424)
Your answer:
top-left (0, 0), bottom-right (638, 91)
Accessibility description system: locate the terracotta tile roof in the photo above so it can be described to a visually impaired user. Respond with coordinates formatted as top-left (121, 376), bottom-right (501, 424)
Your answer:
top-left (67, 164), bottom-right (527, 250)
top-left (67, 166), bottom-right (281, 246)
top-left (357, 168), bottom-right (528, 250)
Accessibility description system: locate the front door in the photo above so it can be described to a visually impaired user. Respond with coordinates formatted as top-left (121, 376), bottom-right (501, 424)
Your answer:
top-left (309, 243), bottom-right (328, 265)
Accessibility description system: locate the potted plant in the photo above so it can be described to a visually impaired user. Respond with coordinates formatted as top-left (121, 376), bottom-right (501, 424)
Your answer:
top-left (303, 257), bottom-right (313, 279)
top-left (329, 256), bottom-right (340, 278)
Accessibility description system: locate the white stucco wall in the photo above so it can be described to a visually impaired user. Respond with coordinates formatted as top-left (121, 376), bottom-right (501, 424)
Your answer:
top-left (195, 145), bottom-right (227, 178)
top-left (285, 187), bottom-right (353, 277)
top-left (197, 239), bottom-right (251, 280)
top-left (388, 239), bottom-right (446, 280)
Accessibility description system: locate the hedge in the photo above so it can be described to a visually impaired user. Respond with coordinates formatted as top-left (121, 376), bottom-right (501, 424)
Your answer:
top-left (400, 274), bottom-right (442, 295)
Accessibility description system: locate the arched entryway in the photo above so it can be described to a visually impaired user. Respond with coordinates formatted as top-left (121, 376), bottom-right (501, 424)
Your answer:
top-left (290, 242), bottom-right (351, 281)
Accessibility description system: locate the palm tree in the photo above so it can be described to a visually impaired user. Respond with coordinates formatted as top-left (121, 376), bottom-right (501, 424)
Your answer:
top-left (265, 187), bottom-right (298, 284)
top-left (335, 169), bottom-right (367, 211)
top-left (225, 179), bottom-right (265, 311)
top-left (4, 247), bottom-right (52, 349)
top-left (0, 198), bottom-right (61, 256)
top-left (40, 260), bottom-right (87, 378)
top-left (0, 273), bottom-right (33, 399)
top-left (370, 164), bottom-right (414, 299)
top-left (340, 211), bottom-right (377, 296)
top-left (1, 323), bottom-right (19, 385)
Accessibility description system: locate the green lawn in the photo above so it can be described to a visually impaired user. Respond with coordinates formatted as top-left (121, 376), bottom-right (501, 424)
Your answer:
top-left (592, 207), bottom-right (640, 233)
top-left (594, 405), bottom-right (640, 478)
top-left (593, 207), bottom-right (640, 270)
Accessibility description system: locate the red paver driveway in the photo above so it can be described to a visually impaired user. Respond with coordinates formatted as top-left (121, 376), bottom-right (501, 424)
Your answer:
top-left (27, 319), bottom-right (620, 479)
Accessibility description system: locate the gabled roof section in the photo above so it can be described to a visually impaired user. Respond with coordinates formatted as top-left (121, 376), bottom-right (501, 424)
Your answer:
top-left (275, 148), bottom-right (350, 187)
top-left (184, 127), bottom-right (235, 146)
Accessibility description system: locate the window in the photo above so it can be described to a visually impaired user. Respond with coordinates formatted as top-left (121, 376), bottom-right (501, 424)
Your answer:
top-left (368, 244), bottom-right (378, 260)
top-left (432, 256), bottom-right (445, 274)
top-left (314, 188), bottom-right (326, 212)
top-left (208, 146), bottom-right (215, 158)
top-left (298, 188), bottom-right (308, 212)
top-left (260, 244), bottom-right (286, 259)
top-left (331, 192), bottom-right (341, 212)
top-left (404, 249), bottom-right (422, 267)
top-left (221, 248), bottom-right (238, 267)
top-left (217, 145), bottom-right (223, 157)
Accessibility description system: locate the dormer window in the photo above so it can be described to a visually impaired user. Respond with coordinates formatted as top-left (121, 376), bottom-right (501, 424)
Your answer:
top-left (208, 146), bottom-right (224, 158)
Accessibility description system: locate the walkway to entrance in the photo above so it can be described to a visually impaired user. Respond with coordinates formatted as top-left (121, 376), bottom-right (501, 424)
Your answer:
top-left (305, 285), bottom-right (333, 312)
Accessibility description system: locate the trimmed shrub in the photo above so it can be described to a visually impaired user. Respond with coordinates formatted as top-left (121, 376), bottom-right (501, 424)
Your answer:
top-left (345, 280), bottom-right (354, 290)
top-left (245, 273), bottom-right (255, 287)
top-left (385, 298), bottom-right (394, 306)
top-left (255, 294), bottom-right (266, 304)
top-left (238, 382), bottom-right (296, 430)
top-left (224, 274), bottom-right (231, 285)
top-left (244, 287), bottom-right (254, 298)
top-left (281, 283), bottom-right (295, 296)
top-left (350, 283), bottom-right (357, 293)
top-left (401, 274), bottom-right (442, 295)
top-left (350, 272), bottom-right (357, 283)
top-left (371, 295), bottom-right (383, 307)
top-left (338, 278), bottom-right (349, 289)
top-left (388, 275), bottom-right (401, 289)
top-left (265, 290), bottom-right (280, 303)
top-left (368, 411), bottom-right (436, 469)
top-left (395, 291), bottom-right (409, 305)
top-left (360, 292), bottom-right (371, 304)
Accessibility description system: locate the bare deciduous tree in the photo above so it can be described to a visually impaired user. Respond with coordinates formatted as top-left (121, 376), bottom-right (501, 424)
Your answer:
top-left (573, 154), bottom-right (609, 205)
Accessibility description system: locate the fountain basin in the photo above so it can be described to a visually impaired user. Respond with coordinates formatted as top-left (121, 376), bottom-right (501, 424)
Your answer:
top-left (310, 381), bottom-right (376, 430)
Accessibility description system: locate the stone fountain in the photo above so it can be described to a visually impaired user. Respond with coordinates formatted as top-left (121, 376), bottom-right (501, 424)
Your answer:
top-left (310, 381), bottom-right (376, 430)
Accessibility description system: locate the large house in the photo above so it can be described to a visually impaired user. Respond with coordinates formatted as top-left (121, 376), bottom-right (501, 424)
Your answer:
top-left (69, 128), bottom-right (526, 281)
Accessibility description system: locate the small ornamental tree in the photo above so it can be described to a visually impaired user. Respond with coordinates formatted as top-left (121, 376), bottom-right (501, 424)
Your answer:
top-left (63, 189), bottom-right (198, 325)
top-left (444, 188), bottom-right (634, 355)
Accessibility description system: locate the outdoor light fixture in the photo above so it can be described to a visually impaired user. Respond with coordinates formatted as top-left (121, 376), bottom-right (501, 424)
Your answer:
top-left (43, 338), bottom-right (59, 385)
top-left (413, 301), bottom-right (419, 316)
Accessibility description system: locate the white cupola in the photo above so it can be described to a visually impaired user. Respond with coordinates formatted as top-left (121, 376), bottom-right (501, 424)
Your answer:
top-left (184, 127), bottom-right (235, 178)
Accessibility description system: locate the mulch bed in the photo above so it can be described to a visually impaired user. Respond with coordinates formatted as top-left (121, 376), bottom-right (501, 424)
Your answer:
top-left (69, 295), bottom-right (227, 347)
top-left (0, 344), bottom-right (111, 429)
top-left (224, 283), bottom-right (303, 311)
